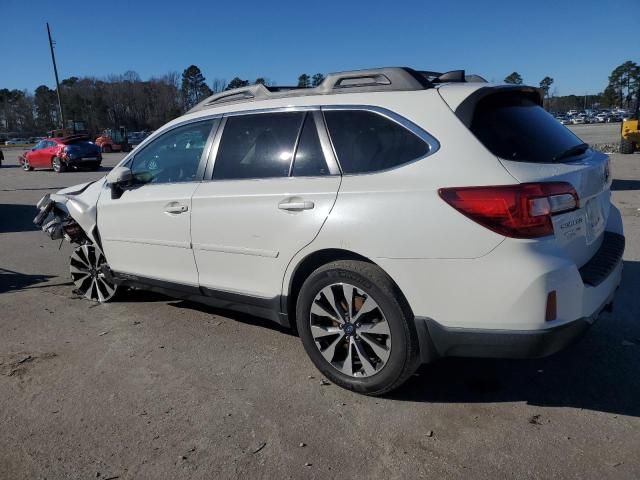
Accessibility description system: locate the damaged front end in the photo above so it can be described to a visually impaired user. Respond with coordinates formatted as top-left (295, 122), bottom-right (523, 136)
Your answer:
top-left (33, 179), bottom-right (117, 302)
top-left (33, 180), bottom-right (102, 244)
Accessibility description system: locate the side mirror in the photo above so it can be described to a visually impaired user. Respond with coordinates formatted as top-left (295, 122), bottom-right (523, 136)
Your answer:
top-left (106, 166), bottom-right (132, 199)
top-left (106, 166), bottom-right (132, 185)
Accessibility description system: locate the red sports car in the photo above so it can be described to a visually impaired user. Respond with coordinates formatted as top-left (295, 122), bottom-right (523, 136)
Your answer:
top-left (19, 135), bottom-right (102, 173)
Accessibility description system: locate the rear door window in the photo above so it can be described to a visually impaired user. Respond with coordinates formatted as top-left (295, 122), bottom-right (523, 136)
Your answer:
top-left (324, 110), bottom-right (429, 174)
top-left (469, 92), bottom-right (586, 163)
top-left (213, 112), bottom-right (304, 180)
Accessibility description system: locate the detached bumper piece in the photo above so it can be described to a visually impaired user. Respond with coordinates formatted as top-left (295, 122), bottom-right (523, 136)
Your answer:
top-left (579, 232), bottom-right (625, 287)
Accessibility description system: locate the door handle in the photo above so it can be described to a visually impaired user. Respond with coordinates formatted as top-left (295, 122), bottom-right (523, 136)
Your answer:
top-left (165, 204), bottom-right (189, 214)
top-left (278, 200), bottom-right (315, 211)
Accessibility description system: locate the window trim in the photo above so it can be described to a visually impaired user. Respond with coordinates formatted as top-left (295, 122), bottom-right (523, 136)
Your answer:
top-left (204, 107), bottom-right (341, 181)
top-left (321, 105), bottom-right (440, 175)
top-left (125, 117), bottom-right (220, 187)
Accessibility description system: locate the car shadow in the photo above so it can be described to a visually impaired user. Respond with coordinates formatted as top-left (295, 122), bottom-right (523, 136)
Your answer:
top-left (168, 299), bottom-right (295, 336)
top-left (0, 268), bottom-right (57, 294)
top-left (611, 179), bottom-right (640, 191)
top-left (389, 260), bottom-right (640, 417)
top-left (0, 204), bottom-right (38, 233)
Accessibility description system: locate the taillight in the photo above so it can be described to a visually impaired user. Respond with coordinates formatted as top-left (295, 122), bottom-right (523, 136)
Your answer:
top-left (438, 182), bottom-right (578, 238)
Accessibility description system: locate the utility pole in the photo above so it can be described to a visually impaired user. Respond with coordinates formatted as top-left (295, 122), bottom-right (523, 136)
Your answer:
top-left (46, 22), bottom-right (64, 129)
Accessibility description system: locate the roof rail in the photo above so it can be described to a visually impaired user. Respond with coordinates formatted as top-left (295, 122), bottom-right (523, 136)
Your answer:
top-left (187, 67), bottom-right (485, 113)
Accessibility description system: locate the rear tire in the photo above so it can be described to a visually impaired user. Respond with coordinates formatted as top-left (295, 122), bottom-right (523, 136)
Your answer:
top-left (22, 159), bottom-right (32, 171)
top-left (52, 156), bottom-right (66, 173)
top-left (296, 260), bottom-right (420, 396)
top-left (620, 138), bottom-right (635, 154)
top-left (102, 145), bottom-right (112, 153)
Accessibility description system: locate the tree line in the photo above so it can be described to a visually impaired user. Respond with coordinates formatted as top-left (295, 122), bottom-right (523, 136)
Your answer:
top-left (1, 61), bottom-right (636, 137)
top-left (0, 65), bottom-right (326, 137)
top-left (503, 60), bottom-right (639, 112)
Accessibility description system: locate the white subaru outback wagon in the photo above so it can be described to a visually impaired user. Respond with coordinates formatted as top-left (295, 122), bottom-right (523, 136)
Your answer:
top-left (34, 67), bottom-right (625, 395)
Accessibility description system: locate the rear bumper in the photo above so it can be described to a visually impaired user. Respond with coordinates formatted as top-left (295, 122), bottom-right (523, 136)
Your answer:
top-left (415, 291), bottom-right (614, 361)
top-left (65, 157), bottom-right (101, 168)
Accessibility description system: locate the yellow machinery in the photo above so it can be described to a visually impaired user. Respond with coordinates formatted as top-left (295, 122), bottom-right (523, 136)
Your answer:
top-left (620, 114), bottom-right (639, 154)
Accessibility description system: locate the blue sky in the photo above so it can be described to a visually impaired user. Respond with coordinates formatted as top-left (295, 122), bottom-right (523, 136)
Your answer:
top-left (1, 0), bottom-right (637, 95)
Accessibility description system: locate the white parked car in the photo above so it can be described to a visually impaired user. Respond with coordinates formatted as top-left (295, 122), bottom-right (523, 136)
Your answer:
top-left (33, 67), bottom-right (625, 395)
top-left (571, 116), bottom-right (586, 125)
top-left (595, 113), bottom-right (608, 123)
top-left (4, 138), bottom-right (29, 145)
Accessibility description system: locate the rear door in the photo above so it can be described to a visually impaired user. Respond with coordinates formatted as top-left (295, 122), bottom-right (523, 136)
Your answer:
top-left (191, 109), bottom-right (341, 300)
top-left (460, 89), bottom-right (611, 266)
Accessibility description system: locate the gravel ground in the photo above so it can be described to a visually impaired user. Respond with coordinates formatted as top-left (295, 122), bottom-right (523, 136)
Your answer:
top-left (1, 146), bottom-right (639, 480)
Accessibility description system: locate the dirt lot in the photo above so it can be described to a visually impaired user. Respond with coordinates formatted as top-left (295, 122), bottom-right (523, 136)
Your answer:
top-left (1, 144), bottom-right (639, 479)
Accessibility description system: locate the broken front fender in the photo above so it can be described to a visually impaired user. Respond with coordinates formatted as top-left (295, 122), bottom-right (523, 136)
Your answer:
top-left (33, 179), bottom-right (105, 245)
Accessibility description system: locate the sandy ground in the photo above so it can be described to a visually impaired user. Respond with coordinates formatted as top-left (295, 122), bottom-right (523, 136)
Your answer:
top-left (0, 140), bottom-right (639, 479)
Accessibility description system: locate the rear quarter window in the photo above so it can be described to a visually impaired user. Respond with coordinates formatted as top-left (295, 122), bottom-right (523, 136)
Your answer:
top-left (469, 92), bottom-right (585, 163)
top-left (324, 110), bottom-right (429, 174)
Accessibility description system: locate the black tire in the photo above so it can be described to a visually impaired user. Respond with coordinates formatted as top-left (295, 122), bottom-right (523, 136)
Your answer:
top-left (22, 159), bottom-right (32, 171)
top-left (88, 162), bottom-right (101, 171)
top-left (620, 138), bottom-right (635, 154)
top-left (52, 156), bottom-right (66, 173)
top-left (102, 144), bottom-right (112, 153)
top-left (296, 260), bottom-right (420, 396)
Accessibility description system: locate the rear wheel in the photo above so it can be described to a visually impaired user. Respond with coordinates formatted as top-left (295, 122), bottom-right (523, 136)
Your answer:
top-left (52, 156), bottom-right (66, 173)
top-left (296, 260), bottom-right (420, 395)
top-left (70, 244), bottom-right (118, 303)
top-left (22, 159), bottom-right (32, 171)
top-left (620, 138), bottom-right (635, 154)
top-left (102, 144), bottom-right (112, 153)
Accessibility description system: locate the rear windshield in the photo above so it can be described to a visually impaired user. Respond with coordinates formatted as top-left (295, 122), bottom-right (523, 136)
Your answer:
top-left (469, 92), bottom-right (585, 163)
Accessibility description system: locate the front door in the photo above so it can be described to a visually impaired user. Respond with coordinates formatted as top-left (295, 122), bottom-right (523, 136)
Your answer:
top-left (191, 110), bottom-right (341, 300)
top-left (98, 119), bottom-right (217, 287)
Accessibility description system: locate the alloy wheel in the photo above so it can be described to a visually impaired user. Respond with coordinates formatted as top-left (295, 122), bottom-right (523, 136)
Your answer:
top-left (22, 160), bottom-right (31, 171)
top-left (309, 283), bottom-right (391, 377)
top-left (69, 244), bottom-right (117, 302)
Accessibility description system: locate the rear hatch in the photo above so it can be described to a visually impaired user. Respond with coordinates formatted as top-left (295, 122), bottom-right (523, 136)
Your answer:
top-left (443, 86), bottom-right (611, 268)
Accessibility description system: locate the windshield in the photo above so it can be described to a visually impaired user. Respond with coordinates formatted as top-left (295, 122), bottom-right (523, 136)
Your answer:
top-left (470, 92), bottom-right (586, 163)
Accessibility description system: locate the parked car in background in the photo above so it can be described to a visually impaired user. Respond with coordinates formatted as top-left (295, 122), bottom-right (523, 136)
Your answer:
top-left (20, 135), bottom-right (102, 173)
top-left (32, 67), bottom-right (624, 395)
top-left (0, 148), bottom-right (4, 166)
top-left (608, 113), bottom-right (622, 123)
top-left (595, 113), bottom-right (608, 123)
top-left (5, 138), bottom-right (29, 145)
top-left (571, 116), bottom-right (586, 125)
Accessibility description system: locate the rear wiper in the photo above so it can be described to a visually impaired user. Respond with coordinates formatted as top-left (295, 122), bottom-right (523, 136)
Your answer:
top-left (553, 143), bottom-right (589, 162)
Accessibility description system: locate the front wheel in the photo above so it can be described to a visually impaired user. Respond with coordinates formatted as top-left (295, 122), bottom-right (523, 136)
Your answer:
top-left (70, 244), bottom-right (118, 303)
top-left (52, 156), bottom-right (67, 173)
top-left (296, 260), bottom-right (420, 396)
